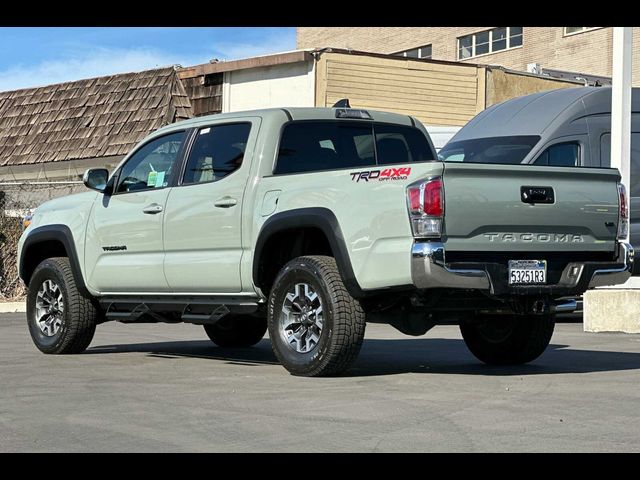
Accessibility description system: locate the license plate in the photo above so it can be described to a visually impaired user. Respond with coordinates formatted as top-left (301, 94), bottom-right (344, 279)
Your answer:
top-left (508, 260), bottom-right (547, 285)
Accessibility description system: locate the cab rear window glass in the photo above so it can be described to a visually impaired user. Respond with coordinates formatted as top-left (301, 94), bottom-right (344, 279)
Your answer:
top-left (375, 123), bottom-right (434, 165)
top-left (439, 136), bottom-right (540, 165)
top-left (274, 121), bottom-right (435, 174)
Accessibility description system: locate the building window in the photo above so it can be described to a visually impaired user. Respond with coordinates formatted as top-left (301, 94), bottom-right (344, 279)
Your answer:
top-left (457, 27), bottom-right (523, 60)
top-left (395, 44), bottom-right (432, 59)
top-left (564, 27), bottom-right (600, 36)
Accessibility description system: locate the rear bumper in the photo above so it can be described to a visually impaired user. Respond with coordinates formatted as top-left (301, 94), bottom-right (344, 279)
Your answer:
top-left (411, 241), bottom-right (634, 296)
top-left (411, 242), bottom-right (490, 290)
top-left (587, 242), bottom-right (635, 288)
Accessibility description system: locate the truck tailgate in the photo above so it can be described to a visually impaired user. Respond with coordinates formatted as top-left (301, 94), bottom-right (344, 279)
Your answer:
top-left (442, 163), bottom-right (620, 253)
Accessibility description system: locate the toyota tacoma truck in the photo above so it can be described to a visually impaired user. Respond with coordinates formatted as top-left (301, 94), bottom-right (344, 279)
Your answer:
top-left (17, 105), bottom-right (634, 376)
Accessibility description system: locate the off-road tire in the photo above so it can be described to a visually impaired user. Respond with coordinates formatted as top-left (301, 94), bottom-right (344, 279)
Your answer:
top-left (267, 255), bottom-right (366, 377)
top-left (460, 314), bottom-right (555, 365)
top-left (203, 315), bottom-right (267, 347)
top-left (26, 257), bottom-right (98, 354)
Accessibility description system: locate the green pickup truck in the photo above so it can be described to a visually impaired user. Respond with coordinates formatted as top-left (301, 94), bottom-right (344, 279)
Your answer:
top-left (17, 106), bottom-right (634, 376)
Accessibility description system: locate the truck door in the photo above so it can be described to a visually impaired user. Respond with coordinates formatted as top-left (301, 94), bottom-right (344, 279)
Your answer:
top-left (162, 119), bottom-right (259, 292)
top-left (85, 130), bottom-right (188, 293)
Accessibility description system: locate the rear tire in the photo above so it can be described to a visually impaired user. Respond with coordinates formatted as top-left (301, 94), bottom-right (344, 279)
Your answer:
top-left (203, 315), bottom-right (267, 347)
top-left (26, 257), bottom-right (98, 354)
top-left (267, 255), bottom-right (366, 377)
top-left (460, 314), bottom-right (555, 365)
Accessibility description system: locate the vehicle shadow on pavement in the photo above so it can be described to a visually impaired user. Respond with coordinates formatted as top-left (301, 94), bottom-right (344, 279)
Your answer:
top-left (351, 339), bottom-right (640, 377)
top-left (86, 339), bottom-right (281, 366)
top-left (86, 337), bottom-right (640, 377)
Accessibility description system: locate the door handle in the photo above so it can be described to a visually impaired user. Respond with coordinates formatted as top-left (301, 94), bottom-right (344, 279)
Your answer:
top-left (521, 186), bottom-right (555, 204)
top-left (214, 197), bottom-right (238, 208)
top-left (142, 203), bottom-right (164, 214)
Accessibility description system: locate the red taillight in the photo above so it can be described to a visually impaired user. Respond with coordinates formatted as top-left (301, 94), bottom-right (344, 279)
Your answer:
top-left (407, 178), bottom-right (444, 216)
top-left (406, 177), bottom-right (444, 238)
top-left (618, 183), bottom-right (629, 240)
top-left (424, 178), bottom-right (443, 217)
top-left (619, 183), bottom-right (628, 219)
top-left (408, 187), bottom-right (422, 213)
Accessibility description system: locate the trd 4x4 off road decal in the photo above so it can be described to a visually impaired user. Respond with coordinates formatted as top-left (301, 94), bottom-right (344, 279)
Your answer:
top-left (350, 167), bottom-right (412, 182)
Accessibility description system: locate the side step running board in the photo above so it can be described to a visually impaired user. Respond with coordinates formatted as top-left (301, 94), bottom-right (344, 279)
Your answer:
top-left (99, 295), bottom-right (262, 325)
top-left (181, 305), bottom-right (231, 325)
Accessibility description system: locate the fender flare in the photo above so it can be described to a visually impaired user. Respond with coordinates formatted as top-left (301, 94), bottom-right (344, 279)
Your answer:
top-left (19, 224), bottom-right (91, 298)
top-left (253, 208), bottom-right (365, 298)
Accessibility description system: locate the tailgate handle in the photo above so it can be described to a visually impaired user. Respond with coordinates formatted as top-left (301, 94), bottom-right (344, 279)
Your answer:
top-left (521, 186), bottom-right (554, 204)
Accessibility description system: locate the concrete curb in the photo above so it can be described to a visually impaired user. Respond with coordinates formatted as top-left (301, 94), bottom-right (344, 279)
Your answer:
top-left (0, 302), bottom-right (26, 313)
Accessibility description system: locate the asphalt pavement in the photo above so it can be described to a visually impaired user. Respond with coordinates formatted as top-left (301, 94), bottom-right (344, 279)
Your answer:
top-left (1, 312), bottom-right (639, 452)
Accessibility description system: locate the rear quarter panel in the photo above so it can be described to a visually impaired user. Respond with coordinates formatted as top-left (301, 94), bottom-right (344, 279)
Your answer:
top-left (253, 162), bottom-right (444, 290)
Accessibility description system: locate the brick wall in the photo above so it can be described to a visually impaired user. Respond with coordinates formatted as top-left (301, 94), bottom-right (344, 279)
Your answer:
top-left (298, 27), bottom-right (640, 85)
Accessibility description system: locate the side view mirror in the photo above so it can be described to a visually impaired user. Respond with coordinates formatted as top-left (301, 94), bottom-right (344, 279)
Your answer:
top-left (83, 168), bottom-right (110, 193)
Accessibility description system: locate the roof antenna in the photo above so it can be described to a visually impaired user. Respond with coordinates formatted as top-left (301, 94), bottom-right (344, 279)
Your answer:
top-left (332, 99), bottom-right (350, 108)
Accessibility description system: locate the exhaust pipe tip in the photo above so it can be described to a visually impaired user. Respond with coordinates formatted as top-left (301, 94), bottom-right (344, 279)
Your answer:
top-left (553, 299), bottom-right (578, 314)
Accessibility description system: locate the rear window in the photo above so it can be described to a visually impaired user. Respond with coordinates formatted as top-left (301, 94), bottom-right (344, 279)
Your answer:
top-left (274, 121), bottom-right (435, 175)
top-left (439, 135), bottom-right (540, 165)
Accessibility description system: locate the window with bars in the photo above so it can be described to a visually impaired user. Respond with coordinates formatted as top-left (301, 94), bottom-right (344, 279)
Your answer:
top-left (457, 27), bottom-right (522, 60)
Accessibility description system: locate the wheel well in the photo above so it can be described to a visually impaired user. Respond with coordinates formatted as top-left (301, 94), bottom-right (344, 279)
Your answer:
top-left (21, 240), bottom-right (68, 286)
top-left (255, 227), bottom-right (333, 295)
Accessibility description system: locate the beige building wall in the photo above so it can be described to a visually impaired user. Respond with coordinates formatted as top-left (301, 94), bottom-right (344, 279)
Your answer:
top-left (315, 52), bottom-right (484, 126)
top-left (485, 69), bottom-right (578, 107)
top-left (298, 27), bottom-right (640, 85)
top-left (222, 62), bottom-right (316, 113)
top-left (179, 50), bottom-right (582, 129)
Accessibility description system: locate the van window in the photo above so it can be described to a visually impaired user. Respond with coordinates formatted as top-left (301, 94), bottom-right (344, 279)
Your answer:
top-left (533, 142), bottom-right (579, 167)
top-left (274, 121), bottom-right (434, 175)
top-left (601, 132), bottom-right (640, 197)
top-left (439, 136), bottom-right (540, 164)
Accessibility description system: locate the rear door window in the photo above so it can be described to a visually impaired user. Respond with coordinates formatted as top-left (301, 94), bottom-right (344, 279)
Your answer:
top-left (182, 123), bottom-right (251, 184)
top-left (275, 121), bottom-right (434, 174)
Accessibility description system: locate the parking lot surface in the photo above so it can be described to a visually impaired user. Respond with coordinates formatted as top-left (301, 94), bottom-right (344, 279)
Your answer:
top-left (1, 313), bottom-right (639, 452)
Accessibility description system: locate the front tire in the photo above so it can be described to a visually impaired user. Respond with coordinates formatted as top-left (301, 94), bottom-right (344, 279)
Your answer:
top-left (267, 255), bottom-right (366, 377)
top-left (26, 257), bottom-right (98, 354)
top-left (460, 314), bottom-right (555, 365)
top-left (203, 315), bottom-right (267, 347)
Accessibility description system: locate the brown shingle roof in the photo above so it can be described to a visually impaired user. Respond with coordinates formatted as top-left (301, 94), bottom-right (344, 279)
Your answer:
top-left (0, 67), bottom-right (193, 167)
